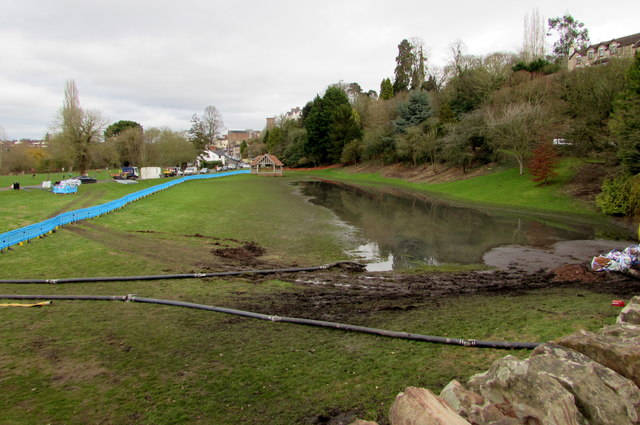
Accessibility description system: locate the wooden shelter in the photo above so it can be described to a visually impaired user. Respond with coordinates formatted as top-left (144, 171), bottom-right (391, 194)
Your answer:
top-left (250, 154), bottom-right (284, 176)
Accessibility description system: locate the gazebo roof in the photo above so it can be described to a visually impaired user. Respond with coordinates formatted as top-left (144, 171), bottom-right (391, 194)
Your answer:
top-left (250, 154), bottom-right (284, 167)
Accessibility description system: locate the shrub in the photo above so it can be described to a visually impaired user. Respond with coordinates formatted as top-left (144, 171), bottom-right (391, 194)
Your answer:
top-left (596, 176), bottom-right (630, 215)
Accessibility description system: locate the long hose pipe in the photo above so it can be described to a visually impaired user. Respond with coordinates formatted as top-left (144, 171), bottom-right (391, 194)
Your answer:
top-left (0, 262), bottom-right (363, 284)
top-left (0, 293), bottom-right (541, 350)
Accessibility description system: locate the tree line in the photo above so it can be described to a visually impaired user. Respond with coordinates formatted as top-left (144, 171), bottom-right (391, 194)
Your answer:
top-left (244, 14), bottom-right (640, 216)
top-left (2, 12), bottom-right (638, 216)
top-left (0, 81), bottom-right (224, 175)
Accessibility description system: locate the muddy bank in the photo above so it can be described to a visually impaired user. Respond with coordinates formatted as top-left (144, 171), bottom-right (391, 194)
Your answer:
top-left (237, 263), bottom-right (640, 323)
top-left (483, 239), bottom-right (637, 273)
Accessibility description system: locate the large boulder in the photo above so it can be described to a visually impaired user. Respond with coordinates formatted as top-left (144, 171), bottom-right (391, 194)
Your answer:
top-left (440, 380), bottom-right (519, 424)
top-left (531, 343), bottom-right (640, 424)
top-left (466, 353), bottom-right (583, 425)
top-left (618, 296), bottom-right (640, 325)
top-left (389, 386), bottom-right (470, 425)
top-left (555, 323), bottom-right (640, 387)
top-left (465, 343), bottom-right (640, 425)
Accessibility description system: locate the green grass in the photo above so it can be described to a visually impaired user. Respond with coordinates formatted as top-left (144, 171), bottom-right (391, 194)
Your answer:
top-left (0, 174), bottom-right (176, 234)
top-left (0, 175), bottom-right (350, 278)
top-left (0, 170), bottom-right (629, 424)
top-left (0, 279), bottom-right (621, 425)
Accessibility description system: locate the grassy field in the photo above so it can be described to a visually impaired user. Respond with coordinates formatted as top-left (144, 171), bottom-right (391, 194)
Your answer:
top-left (0, 170), bottom-right (630, 424)
top-left (0, 169), bottom-right (117, 190)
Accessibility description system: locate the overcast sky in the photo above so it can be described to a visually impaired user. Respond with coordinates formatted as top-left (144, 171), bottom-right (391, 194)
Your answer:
top-left (1, 0), bottom-right (638, 140)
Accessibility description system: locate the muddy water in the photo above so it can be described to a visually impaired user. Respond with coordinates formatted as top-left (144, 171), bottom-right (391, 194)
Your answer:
top-left (295, 180), bottom-right (635, 271)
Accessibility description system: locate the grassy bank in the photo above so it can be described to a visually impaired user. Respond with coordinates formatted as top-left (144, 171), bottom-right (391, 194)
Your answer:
top-left (290, 159), bottom-right (595, 215)
top-left (0, 171), bottom-right (629, 424)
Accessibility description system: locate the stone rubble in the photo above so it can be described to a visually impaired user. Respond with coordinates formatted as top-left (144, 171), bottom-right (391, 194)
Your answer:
top-left (349, 295), bottom-right (640, 425)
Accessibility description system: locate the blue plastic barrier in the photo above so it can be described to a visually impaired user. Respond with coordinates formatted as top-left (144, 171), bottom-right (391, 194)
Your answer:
top-left (52, 184), bottom-right (78, 194)
top-left (0, 170), bottom-right (250, 251)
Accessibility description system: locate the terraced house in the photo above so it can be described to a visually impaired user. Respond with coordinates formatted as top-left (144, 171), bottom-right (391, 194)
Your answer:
top-left (568, 32), bottom-right (640, 71)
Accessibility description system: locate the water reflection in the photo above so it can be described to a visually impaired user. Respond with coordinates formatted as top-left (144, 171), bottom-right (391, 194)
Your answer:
top-left (296, 180), bottom-right (632, 270)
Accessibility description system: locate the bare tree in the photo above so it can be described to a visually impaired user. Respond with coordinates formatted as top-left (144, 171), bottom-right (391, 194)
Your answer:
top-left (409, 37), bottom-right (427, 90)
top-left (486, 102), bottom-right (545, 176)
top-left (189, 105), bottom-right (225, 156)
top-left (57, 80), bottom-right (106, 174)
top-left (522, 8), bottom-right (546, 61)
top-left (202, 106), bottom-right (224, 143)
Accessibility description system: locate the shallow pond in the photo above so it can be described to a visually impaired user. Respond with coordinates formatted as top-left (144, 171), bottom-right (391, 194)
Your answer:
top-left (295, 180), bottom-right (636, 271)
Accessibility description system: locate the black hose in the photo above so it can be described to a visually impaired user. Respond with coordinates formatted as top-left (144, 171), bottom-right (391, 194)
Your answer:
top-left (0, 293), bottom-right (540, 350)
top-left (0, 262), bottom-right (360, 284)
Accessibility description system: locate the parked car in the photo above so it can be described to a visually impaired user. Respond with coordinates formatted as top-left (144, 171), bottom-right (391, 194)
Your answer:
top-left (183, 166), bottom-right (198, 175)
top-left (75, 175), bottom-right (97, 184)
top-left (199, 168), bottom-right (209, 174)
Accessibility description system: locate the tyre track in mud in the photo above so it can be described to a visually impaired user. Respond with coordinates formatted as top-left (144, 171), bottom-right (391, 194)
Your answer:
top-left (64, 222), bottom-right (219, 271)
top-left (237, 267), bottom-right (640, 322)
top-left (63, 222), bottom-right (274, 273)
top-left (46, 190), bottom-right (108, 218)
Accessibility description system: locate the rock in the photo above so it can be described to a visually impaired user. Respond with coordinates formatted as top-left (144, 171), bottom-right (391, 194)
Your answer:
top-left (348, 421), bottom-right (379, 425)
top-left (389, 386), bottom-right (470, 425)
top-left (531, 343), bottom-right (640, 424)
top-left (440, 380), bottom-right (484, 416)
top-left (555, 323), bottom-right (640, 387)
top-left (618, 296), bottom-right (640, 325)
top-left (466, 354), bottom-right (583, 424)
top-left (440, 380), bottom-right (519, 425)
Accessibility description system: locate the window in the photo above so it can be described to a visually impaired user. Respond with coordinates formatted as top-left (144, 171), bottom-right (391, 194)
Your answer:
top-left (598, 47), bottom-right (605, 57)
top-left (611, 43), bottom-right (618, 54)
top-left (576, 57), bottom-right (582, 64)
top-left (588, 50), bottom-right (595, 60)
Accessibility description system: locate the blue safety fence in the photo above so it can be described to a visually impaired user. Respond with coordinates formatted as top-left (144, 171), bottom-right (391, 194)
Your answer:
top-left (0, 170), bottom-right (250, 252)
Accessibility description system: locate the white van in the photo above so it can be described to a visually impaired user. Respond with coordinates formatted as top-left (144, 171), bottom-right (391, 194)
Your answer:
top-left (183, 166), bottom-right (198, 175)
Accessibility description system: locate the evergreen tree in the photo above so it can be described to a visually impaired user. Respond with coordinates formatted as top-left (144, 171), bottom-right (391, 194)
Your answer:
top-left (380, 78), bottom-right (394, 100)
top-left (393, 39), bottom-right (413, 93)
top-left (609, 51), bottom-right (640, 175)
top-left (302, 86), bottom-right (356, 165)
top-left (410, 47), bottom-right (426, 90)
top-left (329, 104), bottom-right (362, 163)
top-left (547, 14), bottom-right (590, 58)
top-left (104, 120), bottom-right (142, 139)
top-left (394, 91), bottom-right (433, 133)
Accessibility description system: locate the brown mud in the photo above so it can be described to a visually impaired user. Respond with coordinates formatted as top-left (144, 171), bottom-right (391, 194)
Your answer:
top-left (65, 221), bottom-right (640, 323)
top-left (236, 264), bottom-right (640, 322)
